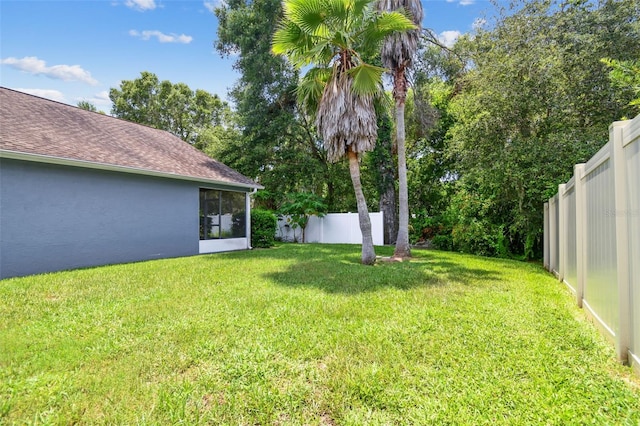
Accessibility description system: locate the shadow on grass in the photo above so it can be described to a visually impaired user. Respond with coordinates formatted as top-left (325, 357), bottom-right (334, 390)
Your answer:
top-left (229, 244), bottom-right (507, 295)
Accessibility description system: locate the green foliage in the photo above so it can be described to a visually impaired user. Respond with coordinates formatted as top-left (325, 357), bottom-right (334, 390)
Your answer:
top-left (406, 80), bottom-right (457, 218)
top-left (250, 209), bottom-right (277, 248)
top-left (409, 210), bottom-right (449, 244)
top-left (76, 100), bottom-right (97, 112)
top-left (109, 71), bottom-right (230, 146)
top-left (213, 0), bottom-right (394, 214)
top-left (278, 192), bottom-right (328, 242)
top-left (602, 58), bottom-right (640, 114)
top-left (419, 0), bottom-right (640, 259)
top-left (271, 0), bottom-right (415, 264)
top-left (251, 189), bottom-right (279, 211)
top-left (2, 245), bottom-right (639, 423)
top-left (451, 221), bottom-right (505, 258)
top-left (272, 0), bottom-right (415, 75)
top-left (215, 0), bottom-right (350, 210)
top-left (368, 102), bottom-right (398, 244)
top-left (272, 0), bottom-right (416, 157)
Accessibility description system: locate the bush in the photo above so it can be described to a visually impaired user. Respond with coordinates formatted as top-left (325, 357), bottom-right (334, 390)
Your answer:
top-left (431, 234), bottom-right (454, 251)
top-left (251, 209), bottom-right (277, 248)
top-left (451, 220), bottom-right (507, 257)
top-left (410, 210), bottom-right (455, 251)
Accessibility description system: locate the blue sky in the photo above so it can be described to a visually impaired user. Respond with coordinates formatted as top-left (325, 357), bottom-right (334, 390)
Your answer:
top-left (1, 0), bottom-right (498, 112)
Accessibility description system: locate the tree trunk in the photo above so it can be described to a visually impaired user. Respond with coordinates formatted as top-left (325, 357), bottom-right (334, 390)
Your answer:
top-left (348, 149), bottom-right (376, 265)
top-left (394, 72), bottom-right (411, 259)
top-left (380, 182), bottom-right (398, 245)
top-left (373, 110), bottom-right (398, 245)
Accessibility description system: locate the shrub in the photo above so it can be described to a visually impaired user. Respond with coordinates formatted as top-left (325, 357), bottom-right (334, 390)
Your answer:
top-left (431, 234), bottom-right (454, 251)
top-left (451, 220), bottom-right (507, 257)
top-left (410, 210), bottom-right (455, 251)
top-left (251, 209), bottom-right (277, 248)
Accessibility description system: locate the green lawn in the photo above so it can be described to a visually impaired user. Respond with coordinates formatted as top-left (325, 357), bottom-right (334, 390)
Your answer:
top-left (1, 244), bottom-right (638, 425)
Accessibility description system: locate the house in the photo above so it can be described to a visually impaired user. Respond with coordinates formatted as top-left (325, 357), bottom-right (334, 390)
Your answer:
top-left (0, 87), bottom-right (261, 279)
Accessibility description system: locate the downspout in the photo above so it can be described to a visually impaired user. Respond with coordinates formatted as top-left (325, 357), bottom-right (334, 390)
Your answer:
top-left (246, 188), bottom-right (257, 249)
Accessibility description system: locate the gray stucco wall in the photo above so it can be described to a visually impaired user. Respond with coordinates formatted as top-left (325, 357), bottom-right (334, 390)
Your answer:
top-left (0, 159), bottom-right (200, 279)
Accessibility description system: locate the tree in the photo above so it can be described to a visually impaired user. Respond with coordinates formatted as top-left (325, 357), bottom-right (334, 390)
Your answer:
top-left (278, 192), bottom-right (328, 242)
top-left (215, 0), bottom-right (335, 210)
top-left (109, 72), bottom-right (230, 146)
top-left (602, 58), bottom-right (640, 115)
top-left (369, 103), bottom-right (398, 244)
top-left (444, 0), bottom-right (640, 258)
top-left (272, 0), bottom-right (415, 264)
top-left (77, 100), bottom-right (97, 112)
top-left (375, 0), bottom-right (423, 259)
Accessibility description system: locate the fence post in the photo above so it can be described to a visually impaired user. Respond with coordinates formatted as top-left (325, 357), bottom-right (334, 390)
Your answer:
top-left (558, 184), bottom-right (566, 282)
top-left (544, 202), bottom-right (550, 271)
top-left (611, 121), bottom-right (630, 364)
top-left (549, 197), bottom-right (556, 275)
top-left (574, 163), bottom-right (586, 309)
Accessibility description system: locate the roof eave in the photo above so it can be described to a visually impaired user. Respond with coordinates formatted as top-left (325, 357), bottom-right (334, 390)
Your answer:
top-left (0, 150), bottom-right (264, 191)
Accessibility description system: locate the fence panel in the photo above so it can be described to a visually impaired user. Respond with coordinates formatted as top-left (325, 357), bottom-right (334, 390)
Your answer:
top-left (544, 114), bottom-right (639, 372)
top-left (561, 180), bottom-right (577, 293)
top-left (583, 145), bottom-right (618, 338)
top-left (277, 212), bottom-right (384, 246)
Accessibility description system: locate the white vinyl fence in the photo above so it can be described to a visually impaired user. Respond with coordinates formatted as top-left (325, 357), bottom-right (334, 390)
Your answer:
top-left (277, 212), bottom-right (384, 246)
top-left (544, 114), bottom-right (639, 372)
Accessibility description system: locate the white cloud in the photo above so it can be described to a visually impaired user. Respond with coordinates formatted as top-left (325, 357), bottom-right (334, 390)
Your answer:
top-left (125, 0), bottom-right (156, 11)
top-left (204, 1), bottom-right (224, 13)
top-left (438, 30), bottom-right (462, 47)
top-left (14, 88), bottom-right (66, 103)
top-left (1, 56), bottom-right (98, 85)
top-left (95, 90), bottom-right (111, 102)
top-left (129, 30), bottom-right (193, 44)
top-left (447, 0), bottom-right (475, 4)
top-left (85, 90), bottom-right (112, 106)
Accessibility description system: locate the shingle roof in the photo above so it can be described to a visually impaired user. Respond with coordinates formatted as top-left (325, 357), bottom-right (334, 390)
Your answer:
top-left (0, 87), bottom-right (260, 189)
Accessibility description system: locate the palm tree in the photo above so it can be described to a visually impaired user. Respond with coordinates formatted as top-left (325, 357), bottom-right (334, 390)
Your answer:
top-left (376, 0), bottom-right (423, 259)
top-left (272, 0), bottom-right (415, 265)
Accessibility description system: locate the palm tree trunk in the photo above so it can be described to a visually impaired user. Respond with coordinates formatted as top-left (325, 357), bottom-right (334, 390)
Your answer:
top-left (394, 97), bottom-right (411, 258)
top-left (348, 149), bottom-right (376, 265)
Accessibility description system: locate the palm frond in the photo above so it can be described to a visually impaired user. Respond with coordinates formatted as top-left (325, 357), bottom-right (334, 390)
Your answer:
top-left (296, 67), bottom-right (332, 115)
top-left (374, 0), bottom-right (423, 70)
top-left (359, 11), bottom-right (416, 52)
top-left (274, 0), bottom-right (416, 163)
top-left (330, 30), bottom-right (350, 50)
top-left (348, 63), bottom-right (386, 96)
top-left (352, 0), bottom-right (375, 18)
top-left (375, 0), bottom-right (423, 23)
top-left (272, 21), bottom-right (313, 66)
top-left (380, 30), bottom-right (420, 69)
top-left (285, 0), bottom-right (331, 38)
top-left (317, 72), bottom-right (377, 162)
top-left (323, 0), bottom-right (350, 24)
top-left (307, 40), bottom-right (337, 64)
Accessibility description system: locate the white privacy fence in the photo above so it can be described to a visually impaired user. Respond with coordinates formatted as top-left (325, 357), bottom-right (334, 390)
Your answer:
top-left (277, 212), bottom-right (384, 246)
top-left (544, 114), bottom-right (639, 372)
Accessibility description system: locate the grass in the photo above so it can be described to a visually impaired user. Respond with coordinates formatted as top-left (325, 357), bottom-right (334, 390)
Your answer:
top-left (1, 244), bottom-right (639, 425)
